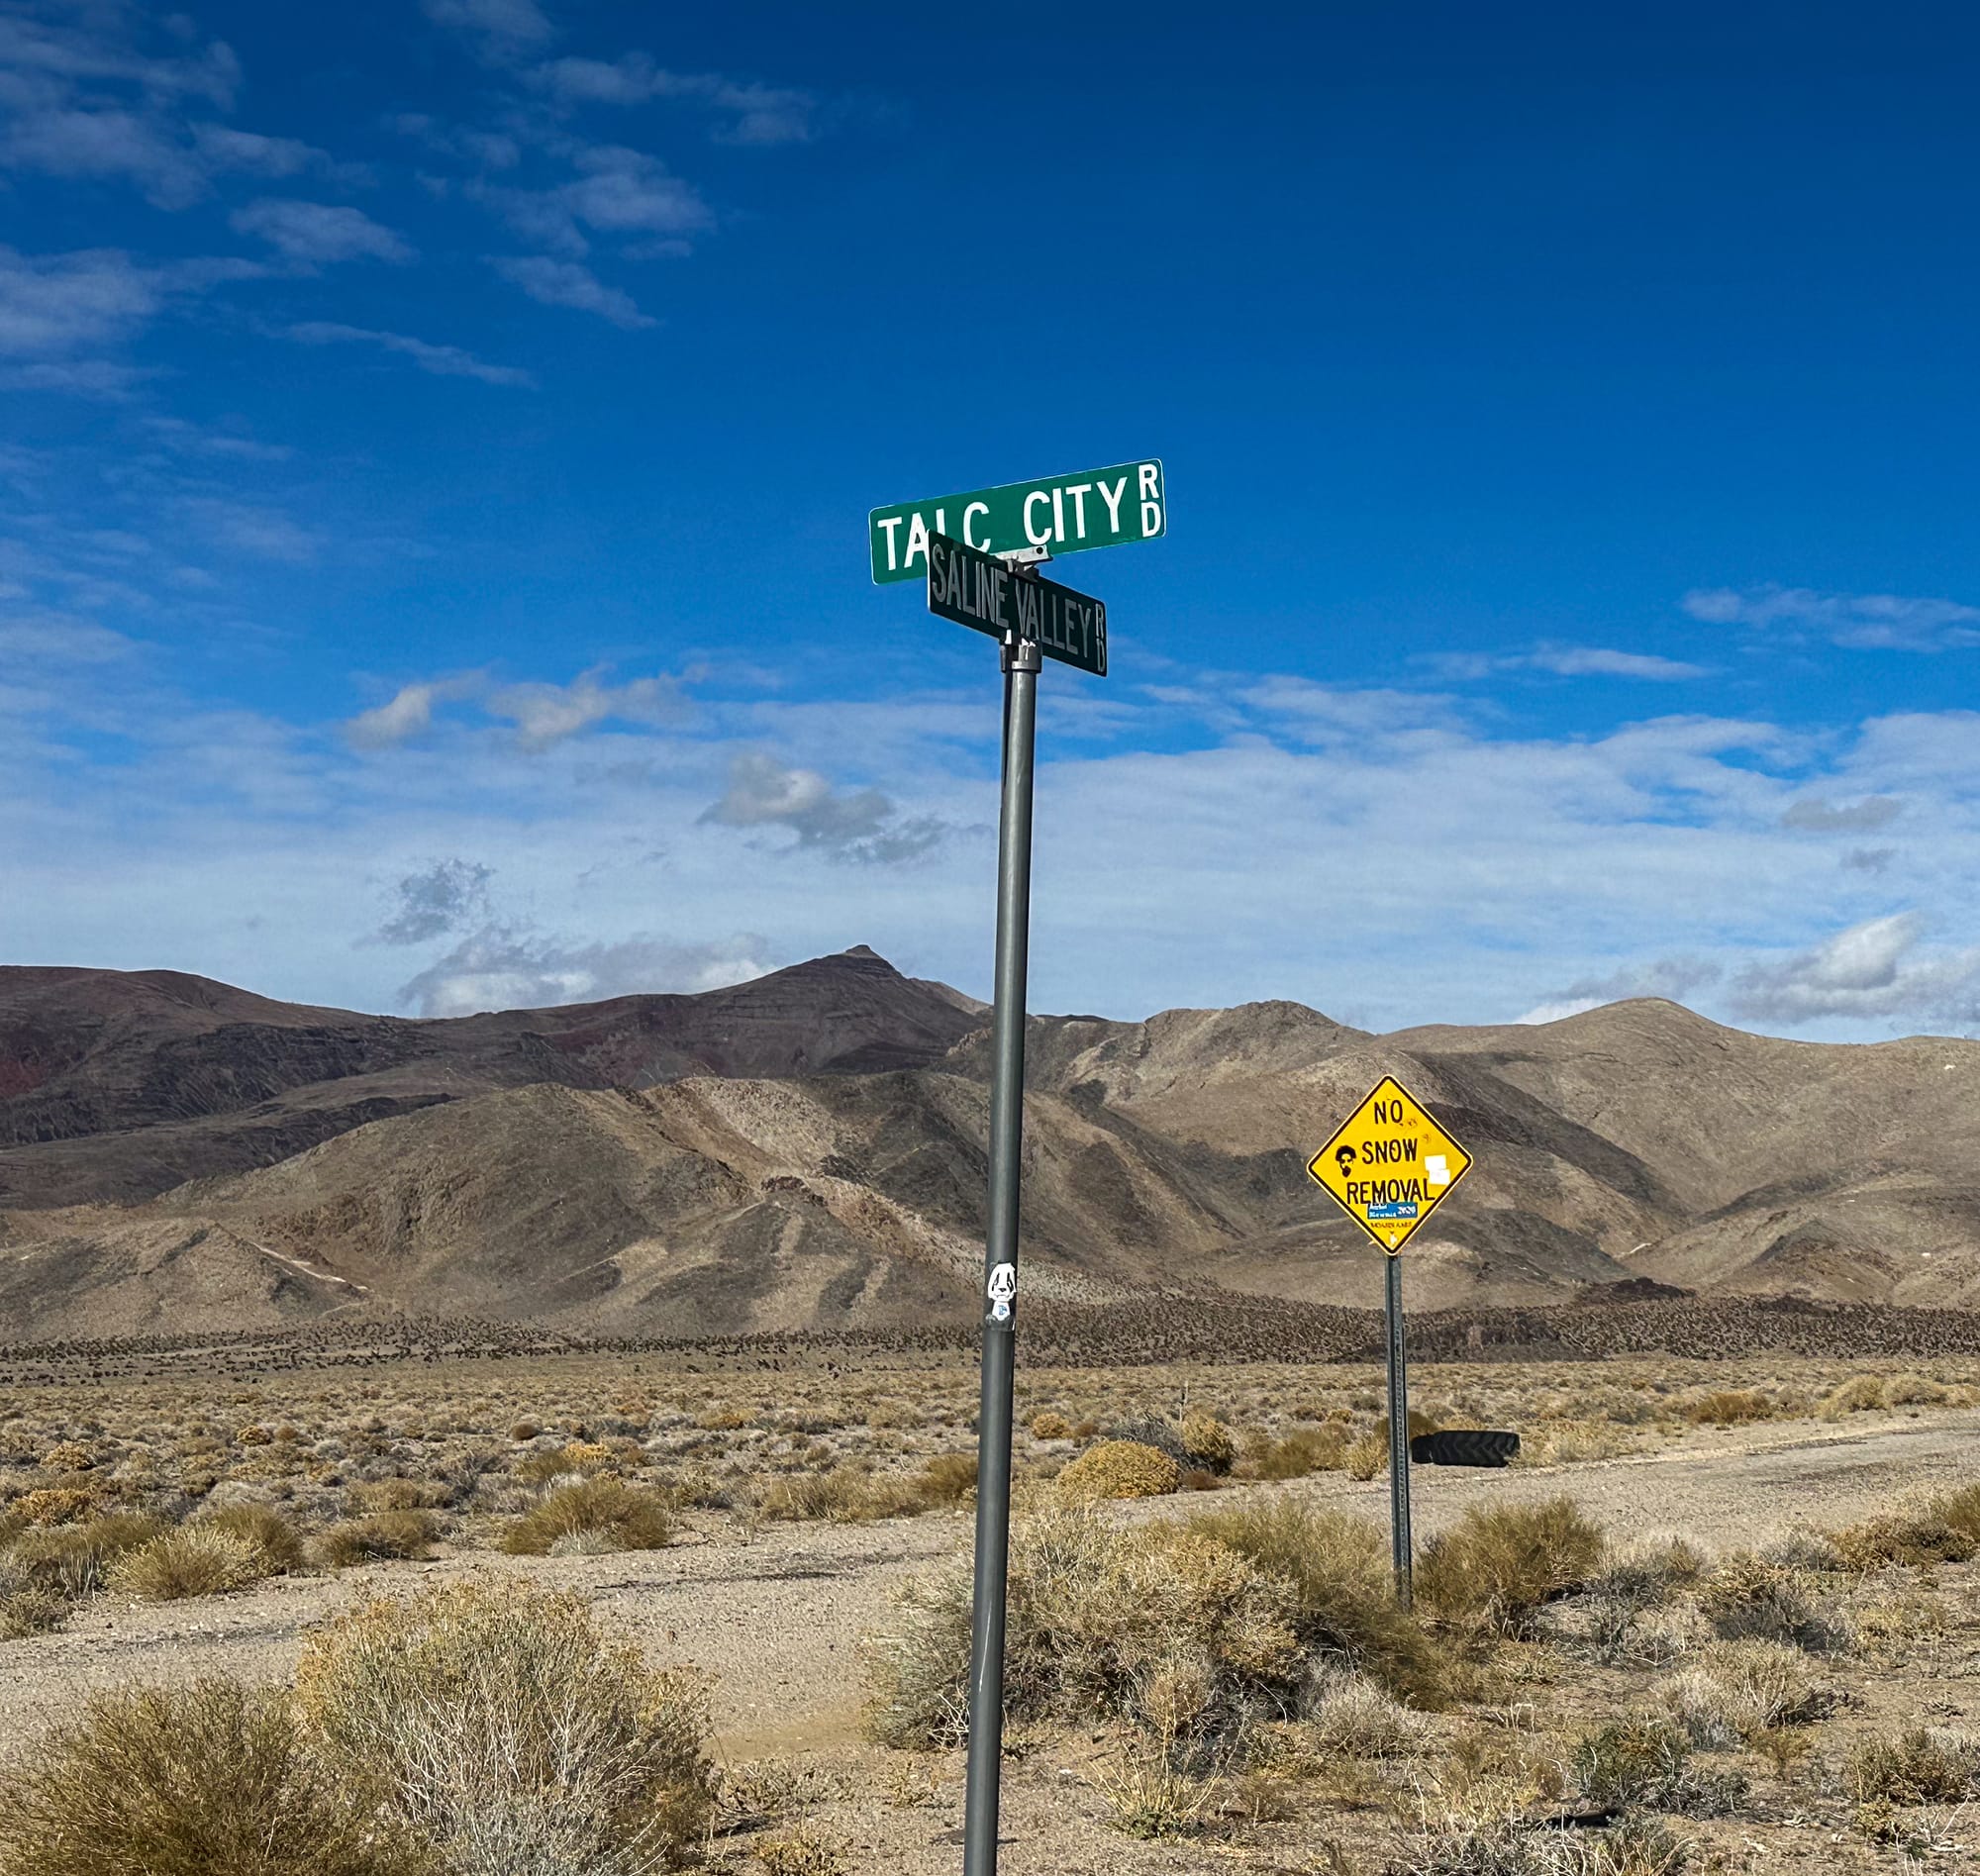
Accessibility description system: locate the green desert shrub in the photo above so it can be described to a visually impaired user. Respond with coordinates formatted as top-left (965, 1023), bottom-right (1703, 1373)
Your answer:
top-left (1884, 1371), bottom-right (1951, 1406)
top-left (1187, 1499), bottom-right (1444, 1703)
top-left (1830, 1509), bottom-right (1976, 1571)
top-left (500, 1478), bottom-right (674, 1555)
top-left (295, 1581), bottom-right (715, 1875)
top-left (1416, 1498), bottom-right (1605, 1634)
top-left (201, 1503), bottom-right (307, 1575)
top-left (1817, 1375), bottom-right (1887, 1420)
top-left (1385, 1812), bottom-right (1692, 1874)
top-left (865, 1507), bottom-right (1302, 1751)
top-left (1055, 1439), bottom-right (1181, 1502)
top-left (0, 1678), bottom-right (428, 1876)
top-left (1573, 1714), bottom-right (1748, 1818)
top-left (758, 1466), bottom-right (921, 1524)
top-left (1696, 1552), bottom-right (1850, 1653)
top-left (313, 1511), bottom-right (438, 1568)
top-left (107, 1525), bottom-right (261, 1603)
top-left (8, 1511), bottom-right (163, 1601)
top-left (1655, 1638), bottom-right (1832, 1753)
top-left (1178, 1412), bottom-right (1237, 1475)
top-left (1682, 1390), bottom-right (1774, 1428)
top-left (1248, 1426), bottom-right (1348, 1480)
top-left (1845, 1727), bottom-right (1980, 1806)
top-left (913, 1453), bottom-right (978, 1507)
top-left (1934, 1483), bottom-right (1980, 1544)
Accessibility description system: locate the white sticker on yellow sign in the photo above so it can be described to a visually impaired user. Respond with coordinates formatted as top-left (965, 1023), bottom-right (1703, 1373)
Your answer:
top-left (1307, 1074), bottom-right (1473, 1255)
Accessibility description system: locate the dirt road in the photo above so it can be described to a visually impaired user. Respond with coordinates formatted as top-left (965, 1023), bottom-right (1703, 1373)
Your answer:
top-left (0, 1407), bottom-right (1971, 1759)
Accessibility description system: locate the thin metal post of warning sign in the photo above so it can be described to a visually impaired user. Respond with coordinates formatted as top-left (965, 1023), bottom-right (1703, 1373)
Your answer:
top-left (1305, 1074), bottom-right (1474, 1614)
top-left (1385, 1252), bottom-right (1414, 1609)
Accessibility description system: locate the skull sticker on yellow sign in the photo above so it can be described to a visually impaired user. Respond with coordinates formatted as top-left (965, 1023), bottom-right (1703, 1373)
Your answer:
top-left (1307, 1075), bottom-right (1473, 1255)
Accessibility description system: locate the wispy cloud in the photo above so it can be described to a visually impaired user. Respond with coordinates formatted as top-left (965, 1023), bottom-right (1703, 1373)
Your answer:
top-left (230, 199), bottom-right (413, 266)
top-left (1685, 584), bottom-right (1980, 651)
top-left (345, 668), bottom-right (686, 749)
top-left (1780, 795), bottom-right (1902, 834)
top-left (287, 321), bottom-right (535, 387)
top-left (188, 499), bottom-right (322, 564)
top-left (398, 926), bottom-right (771, 1016)
top-left (699, 751), bottom-right (949, 864)
top-left (0, 247), bottom-right (159, 357)
top-left (473, 145), bottom-right (711, 258)
top-left (1517, 956), bottom-right (1723, 1025)
top-left (532, 53), bottom-right (817, 145)
top-left (422, 0), bottom-right (556, 57)
top-left (0, 10), bottom-right (360, 211)
top-left (368, 857), bottom-right (493, 945)
top-left (487, 254), bottom-right (652, 327)
top-left (1436, 643), bottom-right (1707, 682)
top-left (346, 680), bottom-right (463, 750)
top-left (1728, 913), bottom-right (1980, 1027)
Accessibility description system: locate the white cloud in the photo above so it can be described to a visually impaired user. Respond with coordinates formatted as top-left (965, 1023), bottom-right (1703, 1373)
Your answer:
top-left (490, 671), bottom-right (685, 748)
top-left (189, 123), bottom-right (361, 184)
top-left (474, 146), bottom-right (711, 259)
top-left (1729, 914), bottom-right (1980, 1028)
top-left (1528, 644), bottom-right (1707, 680)
top-left (344, 669), bottom-right (685, 750)
top-left (347, 681), bottom-right (455, 749)
top-left (1517, 956), bottom-right (1723, 1025)
top-left (1435, 643), bottom-right (1707, 682)
top-left (700, 751), bottom-right (949, 864)
top-left (1780, 795), bottom-right (1902, 833)
top-left (0, 247), bottom-right (158, 356)
top-left (398, 927), bottom-right (772, 1016)
top-left (533, 53), bottom-right (816, 145)
top-left (487, 254), bottom-right (653, 327)
top-left (0, 12), bottom-right (341, 211)
top-left (188, 500), bottom-right (321, 563)
top-left (369, 857), bottom-right (493, 945)
top-left (1685, 584), bottom-right (1980, 651)
top-left (230, 199), bottom-right (413, 266)
top-left (287, 321), bottom-right (535, 387)
top-left (422, 0), bottom-right (556, 54)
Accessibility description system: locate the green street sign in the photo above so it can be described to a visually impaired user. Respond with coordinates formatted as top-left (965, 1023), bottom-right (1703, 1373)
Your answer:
top-left (928, 534), bottom-right (1107, 676)
top-left (870, 458), bottom-right (1164, 584)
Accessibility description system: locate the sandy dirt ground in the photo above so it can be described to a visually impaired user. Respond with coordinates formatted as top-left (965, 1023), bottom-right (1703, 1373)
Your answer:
top-left (1, 1405), bottom-right (1971, 1763)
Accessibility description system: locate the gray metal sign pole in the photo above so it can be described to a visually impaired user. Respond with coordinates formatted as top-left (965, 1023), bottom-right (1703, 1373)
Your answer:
top-left (961, 624), bottom-right (1041, 1876)
top-left (1385, 1253), bottom-right (1414, 1608)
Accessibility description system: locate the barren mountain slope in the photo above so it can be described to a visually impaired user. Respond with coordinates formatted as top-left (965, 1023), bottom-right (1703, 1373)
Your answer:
top-left (1389, 1001), bottom-right (1980, 1304)
top-left (1, 957), bottom-right (1977, 1339)
top-left (0, 948), bottom-right (980, 1210)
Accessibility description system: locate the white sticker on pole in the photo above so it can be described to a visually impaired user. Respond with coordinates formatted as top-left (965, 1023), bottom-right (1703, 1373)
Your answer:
top-left (987, 1261), bottom-right (1017, 1322)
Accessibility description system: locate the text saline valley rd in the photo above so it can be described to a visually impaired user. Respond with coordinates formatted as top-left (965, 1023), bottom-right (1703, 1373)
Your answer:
top-left (928, 534), bottom-right (1108, 675)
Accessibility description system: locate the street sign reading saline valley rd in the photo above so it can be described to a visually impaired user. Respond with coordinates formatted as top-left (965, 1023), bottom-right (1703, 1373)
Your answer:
top-left (1308, 1075), bottom-right (1473, 1254)
top-left (927, 534), bottom-right (1107, 676)
top-left (870, 458), bottom-right (1165, 584)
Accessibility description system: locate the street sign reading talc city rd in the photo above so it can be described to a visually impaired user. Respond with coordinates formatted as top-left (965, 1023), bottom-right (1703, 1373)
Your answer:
top-left (927, 534), bottom-right (1107, 676)
top-left (1308, 1075), bottom-right (1473, 1255)
top-left (870, 458), bottom-right (1165, 584)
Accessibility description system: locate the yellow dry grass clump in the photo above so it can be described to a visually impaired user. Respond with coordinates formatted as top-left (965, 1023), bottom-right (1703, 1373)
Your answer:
top-left (1054, 1438), bottom-right (1181, 1502)
top-left (500, 1477), bottom-right (674, 1556)
top-left (295, 1580), bottom-right (716, 1873)
top-left (0, 1679), bottom-right (429, 1876)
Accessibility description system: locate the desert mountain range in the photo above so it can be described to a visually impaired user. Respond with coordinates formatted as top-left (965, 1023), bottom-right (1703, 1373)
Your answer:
top-left (0, 947), bottom-right (1974, 1341)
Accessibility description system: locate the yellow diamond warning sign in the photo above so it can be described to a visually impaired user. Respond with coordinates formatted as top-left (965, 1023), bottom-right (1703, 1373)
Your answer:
top-left (1308, 1074), bottom-right (1472, 1256)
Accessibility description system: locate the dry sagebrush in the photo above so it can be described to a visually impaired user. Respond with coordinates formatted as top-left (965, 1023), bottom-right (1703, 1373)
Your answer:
top-left (0, 1679), bottom-right (427, 1876)
top-left (295, 1581), bottom-right (715, 1876)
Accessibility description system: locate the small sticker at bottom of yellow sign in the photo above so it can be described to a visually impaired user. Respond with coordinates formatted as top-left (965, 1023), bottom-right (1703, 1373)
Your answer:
top-left (1307, 1073), bottom-right (1472, 1255)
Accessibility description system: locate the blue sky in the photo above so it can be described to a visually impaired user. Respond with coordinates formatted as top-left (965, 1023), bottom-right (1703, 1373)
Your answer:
top-left (2, 0), bottom-right (1978, 1037)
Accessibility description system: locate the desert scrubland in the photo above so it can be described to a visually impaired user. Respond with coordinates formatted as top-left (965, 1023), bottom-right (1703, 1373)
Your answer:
top-left (0, 1333), bottom-right (1976, 1874)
